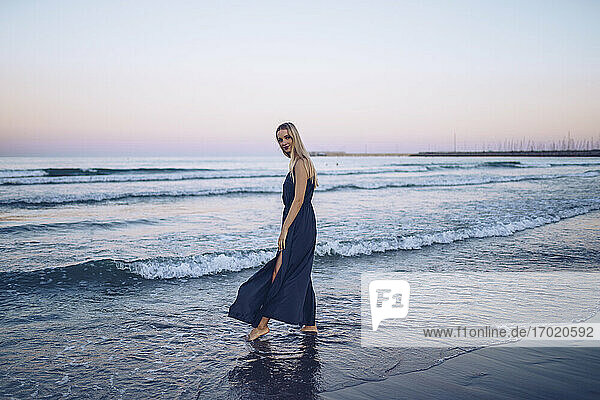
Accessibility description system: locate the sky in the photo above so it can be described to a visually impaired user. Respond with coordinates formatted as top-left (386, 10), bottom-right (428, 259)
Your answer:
top-left (1, 0), bottom-right (599, 156)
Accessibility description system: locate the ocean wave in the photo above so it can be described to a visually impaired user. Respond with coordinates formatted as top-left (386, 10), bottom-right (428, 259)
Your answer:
top-left (437, 160), bottom-right (530, 169)
top-left (0, 218), bottom-right (161, 234)
top-left (2, 170), bottom-right (598, 208)
top-left (388, 161), bottom-right (535, 169)
top-left (5, 160), bottom-right (598, 180)
top-left (320, 170), bottom-right (598, 192)
top-left (2, 205), bottom-right (598, 287)
top-left (0, 170), bottom-right (282, 186)
top-left (0, 187), bottom-right (278, 208)
top-left (117, 250), bottom-right (275, 279)
top-left (388, 160), bottom-right (600, 170)
top-left (0, 167), bottom-right (216, 179)
top-left (0, 249), bottom-right (276, 288)
top-left (316, 205), bottom-right (600, 257)
top-left (6, 160), bottom-right (600, 186)
top-left (0, 167), bottom-right (428, 186)
top-left (549, 162), bottom-right (600, 167)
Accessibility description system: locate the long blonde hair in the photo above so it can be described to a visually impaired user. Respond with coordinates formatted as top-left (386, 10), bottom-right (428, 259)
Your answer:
top-left (276, 122), bottom-right (319, 187)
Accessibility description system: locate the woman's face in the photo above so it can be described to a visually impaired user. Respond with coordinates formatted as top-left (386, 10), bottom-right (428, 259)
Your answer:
top-left (277, 129), bottom-right (292, 155)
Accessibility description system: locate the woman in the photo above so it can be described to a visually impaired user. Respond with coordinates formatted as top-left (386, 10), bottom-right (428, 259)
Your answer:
top-left (228, 122), bottom-right (319, 341)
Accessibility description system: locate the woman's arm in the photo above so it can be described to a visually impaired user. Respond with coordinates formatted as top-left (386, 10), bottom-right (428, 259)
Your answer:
top-left (279, 159), bottom-right (308, 249)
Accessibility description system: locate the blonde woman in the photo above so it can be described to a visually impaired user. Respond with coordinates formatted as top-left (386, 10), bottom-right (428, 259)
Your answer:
top-left (228, 122), bottom-right (319, 341)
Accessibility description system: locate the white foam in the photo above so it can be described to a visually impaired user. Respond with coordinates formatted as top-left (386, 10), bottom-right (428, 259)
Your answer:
top-left (315, 205), bottom-right (600, 257)
top-left (115, 249), bottom-right (274, 279)
top-left (112, 205), bottom-right (599, 278)
top-left (0, 169), bottom-right (46, 178)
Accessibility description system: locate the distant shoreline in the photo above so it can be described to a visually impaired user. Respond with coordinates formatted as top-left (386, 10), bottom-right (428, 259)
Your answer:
top-left (310, 150), bottom-right (600, 157)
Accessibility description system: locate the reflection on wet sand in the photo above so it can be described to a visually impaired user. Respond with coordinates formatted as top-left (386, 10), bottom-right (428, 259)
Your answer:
top-left (224, 334), bottom-right (322, 399)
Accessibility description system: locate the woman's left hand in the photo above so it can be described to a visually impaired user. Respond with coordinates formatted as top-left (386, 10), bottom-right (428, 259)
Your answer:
top-left (278, 228), bottom-right (288, 251)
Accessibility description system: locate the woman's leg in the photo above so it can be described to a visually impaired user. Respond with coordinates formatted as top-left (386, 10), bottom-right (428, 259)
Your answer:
top-left (301, 277), bottom-right (317, 332)
top-left (271, 250), bottom-right (283, 283)
top-left (260, 251), bottom-right (284, 327)
top-left (248, 251), bottom-right (284, 340)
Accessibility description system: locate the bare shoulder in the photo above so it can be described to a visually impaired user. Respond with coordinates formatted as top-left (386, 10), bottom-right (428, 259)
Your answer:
top-left (294, 158), bottom-right (309, 175)
top-left (292, 159), bottom-right (309, 184)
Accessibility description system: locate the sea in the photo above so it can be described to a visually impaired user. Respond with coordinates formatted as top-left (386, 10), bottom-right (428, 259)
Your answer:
top-left (1, 155), bottom-right (599, 399)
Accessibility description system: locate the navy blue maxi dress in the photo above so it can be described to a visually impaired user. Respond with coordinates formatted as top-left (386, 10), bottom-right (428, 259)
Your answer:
top-left (228, 169), bottom-right (317, 328)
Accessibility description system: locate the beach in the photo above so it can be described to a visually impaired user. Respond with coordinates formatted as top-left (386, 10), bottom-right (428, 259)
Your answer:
top-left (321, 345), bottom-right (600, 399)
top-left (324, 301), bottom-right (600, 399)
top-left (1, 155), bottom-right (599, 399)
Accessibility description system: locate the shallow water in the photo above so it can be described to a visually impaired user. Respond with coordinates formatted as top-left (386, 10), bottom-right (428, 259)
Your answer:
top-left (1, 156), bottom-right (599, 398)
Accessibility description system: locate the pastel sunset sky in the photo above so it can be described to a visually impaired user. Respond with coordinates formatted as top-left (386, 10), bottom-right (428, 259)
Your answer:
top-left (1, 0), bottom-right (598, 155)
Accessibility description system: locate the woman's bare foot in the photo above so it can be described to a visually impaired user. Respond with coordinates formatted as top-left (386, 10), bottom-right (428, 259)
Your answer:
top-left (300, 325), bottom-right (318, 333)
top-left (247, 325), bottom-right (269, 341)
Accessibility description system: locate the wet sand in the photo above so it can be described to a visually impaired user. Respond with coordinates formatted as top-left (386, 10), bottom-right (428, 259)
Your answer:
top-left (321, 312), bottom-right (600, 399)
